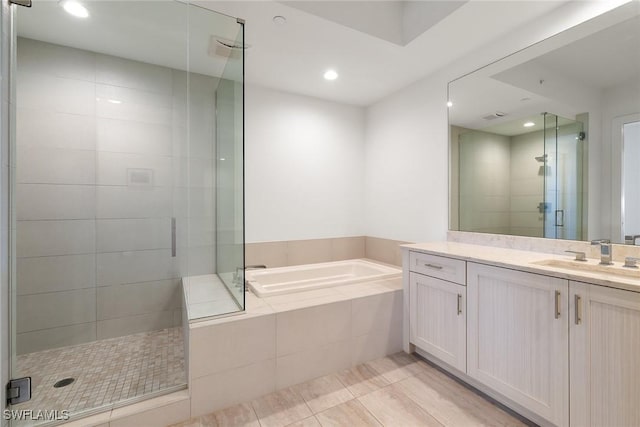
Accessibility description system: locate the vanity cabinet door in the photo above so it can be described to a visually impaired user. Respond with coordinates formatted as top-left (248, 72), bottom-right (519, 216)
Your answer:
top-left (409, 272), bottom-right (466, 371)
top-left (467, 263), bottom-right (569, 427)
top-left (570, 281), bottom-right (640, 427)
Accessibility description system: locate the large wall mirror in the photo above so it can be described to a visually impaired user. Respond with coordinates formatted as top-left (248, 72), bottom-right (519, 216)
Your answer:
top-left (448, 2), bottom-right (640, 244)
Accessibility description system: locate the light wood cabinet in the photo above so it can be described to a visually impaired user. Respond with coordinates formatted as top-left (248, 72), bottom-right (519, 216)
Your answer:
top-left (569, 281), bottom-right (640, 427)
top-left (409, 271), bottom-right (466, 371)
top-left (408, 251), bottom-right (466, 285)
top-left (467, 263), bottom-right (569, 427)
top-left (405, 248), bottom-right (640, 427)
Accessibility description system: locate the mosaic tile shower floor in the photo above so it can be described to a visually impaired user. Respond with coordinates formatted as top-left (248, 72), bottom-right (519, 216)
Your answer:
top-left (13, 327), bottom-right (185, 423)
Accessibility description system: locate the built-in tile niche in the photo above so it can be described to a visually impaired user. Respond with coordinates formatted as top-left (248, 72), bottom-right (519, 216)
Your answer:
top-left (15, 38), bottom-right (217, 354)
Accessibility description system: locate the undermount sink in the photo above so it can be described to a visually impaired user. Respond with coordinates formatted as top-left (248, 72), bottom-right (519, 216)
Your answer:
top-left (532, 259), bottom-right (640, 279)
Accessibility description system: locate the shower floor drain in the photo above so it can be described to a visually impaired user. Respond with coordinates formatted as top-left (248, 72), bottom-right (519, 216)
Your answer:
top-left (53, 378), bottom-right (75, 388)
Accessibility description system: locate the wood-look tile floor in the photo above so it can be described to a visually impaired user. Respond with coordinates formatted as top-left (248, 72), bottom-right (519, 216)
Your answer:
top-left (171, 352), bottom-right (533, 427)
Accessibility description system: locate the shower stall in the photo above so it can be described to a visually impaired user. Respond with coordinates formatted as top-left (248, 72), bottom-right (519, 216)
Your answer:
top-left (457, 112), bottom-right (585, 239)
top-left (1, 0), bottom-right (244, 424)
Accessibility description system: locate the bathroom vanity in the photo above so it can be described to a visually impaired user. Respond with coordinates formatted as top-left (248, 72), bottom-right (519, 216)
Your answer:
top-left (402, 242), bottom-right (640, 427)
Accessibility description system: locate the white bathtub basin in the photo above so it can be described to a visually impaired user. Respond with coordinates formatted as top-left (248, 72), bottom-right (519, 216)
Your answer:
top-left (245, 259), bottom-right (401, 297)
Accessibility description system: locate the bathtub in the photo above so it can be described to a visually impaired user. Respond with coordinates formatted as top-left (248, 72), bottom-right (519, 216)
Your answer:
top-left (245, 259), bottom-right (401, 297)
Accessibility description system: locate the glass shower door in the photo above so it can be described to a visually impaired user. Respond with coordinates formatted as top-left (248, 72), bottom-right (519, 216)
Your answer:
top-left (543, 113), bottom-right (585, 240)
top-left (6, 1), bottom-right (245, 423)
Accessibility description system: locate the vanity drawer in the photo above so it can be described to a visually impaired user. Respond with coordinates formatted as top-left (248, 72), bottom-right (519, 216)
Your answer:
top-left (409, 251), bottom-right (465, 285)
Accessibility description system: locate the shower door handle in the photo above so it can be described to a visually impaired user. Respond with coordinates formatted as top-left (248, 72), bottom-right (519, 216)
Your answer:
top-left (555, 210), bottom-right (564, 227)
top-left (171, 218), bottom-right (176, 257)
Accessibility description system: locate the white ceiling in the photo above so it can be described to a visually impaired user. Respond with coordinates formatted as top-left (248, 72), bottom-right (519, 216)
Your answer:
top-left (281, 1), bottom-right (468, 46)
top-left (199, 0), bottom-right (568, 106)
top-left (17, 0), bottom-right (569, 107)
top-left (534, 14), bottom-right (640, 91)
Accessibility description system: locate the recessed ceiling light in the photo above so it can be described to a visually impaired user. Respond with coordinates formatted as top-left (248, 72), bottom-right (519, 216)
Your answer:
top-left (61, 0), bottom-right (89, 18)
top-left (446, 101), bottom-right (453, 108)
top-left (324, 69), bottom-right (338, 81)
top-left (524, 122), bottom-right (535, 127)
top-left (272, 15), bottom-right (286, 25)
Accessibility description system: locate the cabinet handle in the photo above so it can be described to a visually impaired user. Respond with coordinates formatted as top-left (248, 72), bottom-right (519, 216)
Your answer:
top-left (575, 294), bottom-right (582, 325)
top-left (423, 263), bottom-right (443, 270)
top-left (457, 294), bottom-right (462, 315)
top-left (555, 290), bottom-right (561, 319)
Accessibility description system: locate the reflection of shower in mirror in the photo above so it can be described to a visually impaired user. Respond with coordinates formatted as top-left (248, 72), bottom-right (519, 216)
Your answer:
top-left (536, 154), bottom-right (550, 176)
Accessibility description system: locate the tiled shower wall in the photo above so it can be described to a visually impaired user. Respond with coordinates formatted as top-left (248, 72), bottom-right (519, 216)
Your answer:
top-left (15, 38), bottom-right (216, 354)
top-left (510, 131), bottom-right (544, 237)
top-left (458, 130), bottom-right (511, 235)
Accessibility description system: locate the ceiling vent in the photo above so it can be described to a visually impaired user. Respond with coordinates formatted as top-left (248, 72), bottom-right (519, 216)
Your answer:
top-left (482, 111), bottom-right (508, 120)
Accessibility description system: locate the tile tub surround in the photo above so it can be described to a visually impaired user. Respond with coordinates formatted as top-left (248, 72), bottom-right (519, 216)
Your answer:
top-left (171, 352), bottom-right (529, 427)
top-left (14, 327), bottom-right (185, 426)
top-left (186, 277), bottom-right (403, 418)
top-left (182, 274), bottom-right (240, 321)
top-left (245, 236), bottom-right (409, 269)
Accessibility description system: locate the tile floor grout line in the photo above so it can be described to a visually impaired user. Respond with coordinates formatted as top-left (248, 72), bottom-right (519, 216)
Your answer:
top-left (16, 327), bottom-right (185, 420)
top-left (293, 385), bottom-right (315, 421)
top-left (172, 352), bottom-right (529, 427)
top-left (396, 358), bottom-right (450, 427)
top-left (354, 394), bottom-right (385, 427)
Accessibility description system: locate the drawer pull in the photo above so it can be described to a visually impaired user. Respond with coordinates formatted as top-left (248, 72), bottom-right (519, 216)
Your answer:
top-left (555, 290), bottom-right (561, 319)
top-left (457, 294), bottom-right (462, 315)
top-left (423, 263), bottom-right (443, 270)
top-left (575, 294), bottom-right (582, 325)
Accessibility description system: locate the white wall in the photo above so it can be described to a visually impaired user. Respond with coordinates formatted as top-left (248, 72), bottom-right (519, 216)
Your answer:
top-left (365, 74), bottom-right (449, 242)
top-left (603, 82), bottom-right (640, 241)
top-left (623, 121), bottom-right (640, 236)
top-left (363, 1), bottom-right (626, 243)
top-left (245, 84), bottom-right (365, 243)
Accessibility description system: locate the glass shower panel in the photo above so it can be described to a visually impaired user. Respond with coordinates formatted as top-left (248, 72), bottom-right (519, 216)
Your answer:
top-left (184, 7), bottom-right (244, 319)
top-left (543, 113), bottom-right (585, 240)
top-left (215, 22), bottom-right (245, 309)
top-left (543, 113), bottom-right (559, 238)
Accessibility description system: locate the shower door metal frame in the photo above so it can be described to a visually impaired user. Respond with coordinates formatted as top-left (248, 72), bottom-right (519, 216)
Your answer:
top-left (3, 0), bottom-right (20, 413)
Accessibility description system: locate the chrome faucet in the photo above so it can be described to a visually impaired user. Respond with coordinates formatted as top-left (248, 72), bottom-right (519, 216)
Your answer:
top-left (591, 239), bottom-right (613, 265)
top-left (624, 257), bottom-right (640, 268)
top-left (233, 265), bottom-right (267, 288)
top-left (565, 250), bottom-right (587, 261)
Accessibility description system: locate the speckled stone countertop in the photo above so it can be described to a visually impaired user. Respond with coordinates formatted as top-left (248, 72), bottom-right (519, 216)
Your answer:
top-left (402, 241), bottom-right (640, 293)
